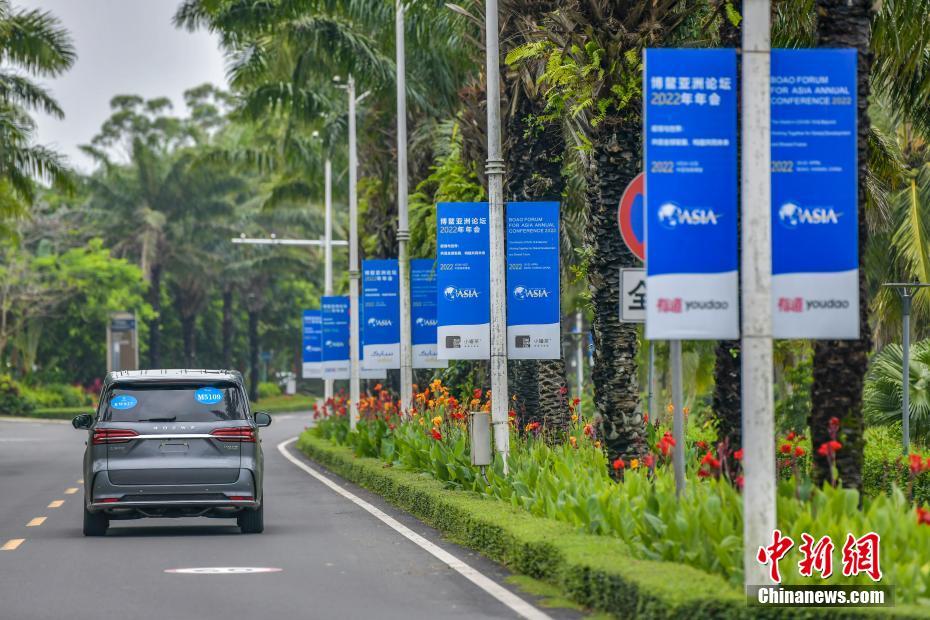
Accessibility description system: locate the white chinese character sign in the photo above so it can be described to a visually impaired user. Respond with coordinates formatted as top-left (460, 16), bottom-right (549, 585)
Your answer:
top-left (620, 269), bottom-right (646, 323)
top-left (644, 48), bottom-right (739, 340)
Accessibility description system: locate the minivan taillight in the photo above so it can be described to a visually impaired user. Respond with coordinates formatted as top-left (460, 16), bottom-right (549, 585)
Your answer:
top-left (92, 429), bottom-right (139, 444)
top-left (210, 427), bottom-right (256, 442)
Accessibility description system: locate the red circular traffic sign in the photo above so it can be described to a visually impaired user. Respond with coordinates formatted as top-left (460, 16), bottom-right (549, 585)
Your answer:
top-left (617, 172), bottom-right (645, 262)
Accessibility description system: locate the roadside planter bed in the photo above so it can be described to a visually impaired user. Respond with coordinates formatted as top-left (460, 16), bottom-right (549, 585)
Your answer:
top-left (298, 384), bottom-right (930, 618)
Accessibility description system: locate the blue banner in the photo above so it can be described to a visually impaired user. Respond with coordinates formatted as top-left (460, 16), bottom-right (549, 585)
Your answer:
top-left (301, 309), bottom-right (322, 379)
top-left (362, 259), bottom-right (400, 369)
top-left (321, 296), bottom-right (350, 380)
top-left (436, 203), bottom-right (490, 359)
top-left (506, 201), bottom-right (561, 359)
top-left (358, 303), bottom-right (387, 379)
top-left (411, 258), bottom-right (447, 368)
top-left (644, 48), bottom-right (739, 340)
top-left (771, 48), bottom-right (858, 339)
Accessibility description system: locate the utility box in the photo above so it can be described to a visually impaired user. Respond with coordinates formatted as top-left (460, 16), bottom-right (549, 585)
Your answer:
top-left (469, 411), bottom-right (492, 466)
top-left (107, 312), bottom-right (139, 372)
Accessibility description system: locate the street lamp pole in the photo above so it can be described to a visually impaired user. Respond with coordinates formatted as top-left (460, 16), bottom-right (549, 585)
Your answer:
top-left (484, 0), bottom-right (510, 473)
top-left (741, 0), bottom-right (775, 588)
top-left (883, 283), bottom-right (930, 454)
top-left (396, 0), bottom-right (413, 415)
top-left (348, 75), bottom-right (361, 431)
top-left (324, 157), bottom-right (334, 405)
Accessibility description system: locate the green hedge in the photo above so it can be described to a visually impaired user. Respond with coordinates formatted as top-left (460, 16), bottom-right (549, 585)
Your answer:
top-left (297, 431), bottom-right (927, 619)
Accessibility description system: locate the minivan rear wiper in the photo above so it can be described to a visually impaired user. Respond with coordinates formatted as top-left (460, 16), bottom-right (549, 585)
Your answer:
top-left (138, 417), bottom-right (176, 422)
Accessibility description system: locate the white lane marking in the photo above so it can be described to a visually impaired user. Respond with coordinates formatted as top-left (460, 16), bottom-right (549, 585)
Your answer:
top-left (278, 438), bottom-right (550, 620)
top-left (165, 567), bottom-right (282, 575)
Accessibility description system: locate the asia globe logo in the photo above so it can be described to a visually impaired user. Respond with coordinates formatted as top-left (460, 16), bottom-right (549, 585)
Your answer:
top-left (778, 202), bottom-right (841, 229)
top-left (657, 202), bottom-right (720, 230)
top-left (324, 339), bottom-right (346, 348)
top-left (415, 317), bottom-right (438, 327)
top-left (513, 285), bottom-right (550, 300)
top-left (367, 317), bottom-right (393, 328)
top-left (443, 285), bottom-right (479, 301)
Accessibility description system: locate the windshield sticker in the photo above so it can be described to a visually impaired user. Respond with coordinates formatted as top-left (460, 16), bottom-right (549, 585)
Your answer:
top-left (194, 387), bottom-right (224, 405)
top-left (110, 395), bottom-right (138, 410)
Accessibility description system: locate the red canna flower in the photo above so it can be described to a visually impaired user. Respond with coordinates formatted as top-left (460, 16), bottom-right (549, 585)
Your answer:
top-left (612, 458), bottom-right (625, 470)
top-left (430, 428), bottom-right (442, 441)
top-left (794, 446), bottom-right (805, 458)
top-left (909, 454), bottom-right (927, 475)
top-left (735, 475), bottom-right (744, 490)
top-left (733, 449), bottom-right (744, 461)
top-left (560, 386), bottom-right (569, 396)
top-left (473, 388), bottom-right (483, 399)
top-left (918, 507), bottom-right (930, 526)
top-left (786, 431), bottom-right (796, 441)
top-left (573, 397), bottom-right (581, 406)
top-left (696, 440), bottom-right (707, 450)
top-left (817, 440), bottom-right (842, 457)
top-left (780, 443), bottom-right (792, 455)
top-left (643, 454), bottom-right (655, 469)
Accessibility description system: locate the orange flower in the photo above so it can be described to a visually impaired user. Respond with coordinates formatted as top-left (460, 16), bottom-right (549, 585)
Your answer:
top-left (569, 436), bottom-right (577, 448)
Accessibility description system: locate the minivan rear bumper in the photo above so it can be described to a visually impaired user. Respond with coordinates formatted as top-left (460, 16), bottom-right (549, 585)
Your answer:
top-left (88, 468), bottom-right (258, 513)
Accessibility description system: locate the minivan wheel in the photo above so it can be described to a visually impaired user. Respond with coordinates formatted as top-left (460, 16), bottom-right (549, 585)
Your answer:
top-left (83, 507), bottom-right (109, 536)
top-left (238, 503), bottom-right (264, 534)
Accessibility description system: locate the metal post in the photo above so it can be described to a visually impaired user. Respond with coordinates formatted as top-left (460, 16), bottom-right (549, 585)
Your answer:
top-left (741, 0), bottom-right (776, 588)
top-left (396, 1), bottom-right (413, 415)
top-left (902, 290), bottom-right (912, 454)
top-left (348, 76), bottom-right (361, 431)
top-left (324, 157), bottom-right (334, 405)
top-left (485, 0), bottom-right (510, 474)
top-left (670, 340), bottom-right (685, 495)
top-left (648, 341), bottom-right (656, 426)
top-left (575, 311), bottom-right (583, 416)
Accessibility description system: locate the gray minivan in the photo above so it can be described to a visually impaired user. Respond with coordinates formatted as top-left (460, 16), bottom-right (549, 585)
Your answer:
top-left (73, 370), bottom-right (270, 536)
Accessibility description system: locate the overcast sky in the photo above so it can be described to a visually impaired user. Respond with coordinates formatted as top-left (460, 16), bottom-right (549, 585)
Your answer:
top-left (22, 0), bottom-right (228, 171)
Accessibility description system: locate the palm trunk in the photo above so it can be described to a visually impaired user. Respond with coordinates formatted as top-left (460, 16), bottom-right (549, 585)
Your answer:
top-left (713, 4), bottom-right (742, 455)
top-left (503, 28), bottom-right (570, 434)
top-left (248, 309), bottom-right (260, 402)
top-left (147, 263), bottom-right (162, 368)
top-left (222, 286), bottom-right (233, 369)
top-left (809, 0), bottom-right (872, 490)
top-left (591, 117), bottom-right (645, 461)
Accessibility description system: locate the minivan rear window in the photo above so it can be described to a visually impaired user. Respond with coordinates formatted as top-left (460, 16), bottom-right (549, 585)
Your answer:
top-left (101, 383), bottom-right (248, 423)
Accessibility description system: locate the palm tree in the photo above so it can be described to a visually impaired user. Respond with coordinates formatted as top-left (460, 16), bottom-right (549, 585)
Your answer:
top-left (0, 0), bottom-right (74, 230)
top-left (864, 338), bottom-right (930, 444)
top-left (809, 0), bottom-right (873, 490)
top-left (509, 0), bottom-right (703, 462)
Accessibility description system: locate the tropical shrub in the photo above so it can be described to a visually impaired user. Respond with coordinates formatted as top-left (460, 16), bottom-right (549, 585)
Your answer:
top-left (20, 383), bottom-right (93, 408)
top-left (0, 375), bottom-right (34, 416)
top-left (864, 339), bottom-right (930, 442)
top-left (257, 381), bottom-right (282, 399)
top-left (313, 381), bottom-right (930, 602)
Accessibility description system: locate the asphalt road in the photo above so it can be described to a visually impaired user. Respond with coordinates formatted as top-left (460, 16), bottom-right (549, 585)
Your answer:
top-left (0, 413), bottom-right (575, 620)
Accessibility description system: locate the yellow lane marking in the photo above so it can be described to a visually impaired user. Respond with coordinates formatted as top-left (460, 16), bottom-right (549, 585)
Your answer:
top-left (26, 517), bottom-right (46, 527)
top-left (1, 539), bottom-right (24, 551)
top-left (47, 500), bottom-right (64, 509)
top-left (65, 488), bottom-right (78, 495)
top-left (77, 479), bottom-right (84, 484)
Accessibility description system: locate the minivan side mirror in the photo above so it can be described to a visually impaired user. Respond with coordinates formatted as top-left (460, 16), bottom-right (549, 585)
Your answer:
top-left (72, 413), bottom-right (93, 430)
top-left (254, 412), bottom-right (272, 428)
